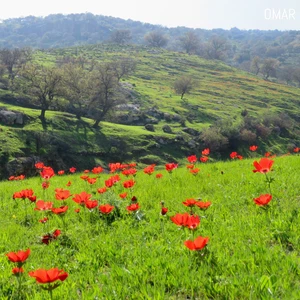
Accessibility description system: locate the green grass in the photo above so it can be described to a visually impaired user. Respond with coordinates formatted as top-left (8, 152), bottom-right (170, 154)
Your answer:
top-left (0, 154), bottom-right (299, 299)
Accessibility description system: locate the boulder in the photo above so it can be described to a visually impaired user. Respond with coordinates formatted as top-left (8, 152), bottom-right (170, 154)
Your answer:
top-left (145, 124), bottom-right (155, 132)
top-left (162, 125), bottom-right (172, 134)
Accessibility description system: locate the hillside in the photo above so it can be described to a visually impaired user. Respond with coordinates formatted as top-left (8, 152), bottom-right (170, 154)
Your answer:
top-left (0, 44), bottom-right (299, 179)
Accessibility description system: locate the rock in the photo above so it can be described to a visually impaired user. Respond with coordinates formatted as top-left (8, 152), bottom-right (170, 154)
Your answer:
top-left (188, 140), bottom-right (197, 148)
top-left (0, 109), bottom-right (25, 125)
top-left (15, 113), bottom-right (24, 125)
top-left (162, 125), bottom-right (172, 134)
top-left (182, 127), bottom-right (200, 136)
top-left (6, 157), bottom-right (36, 176)
top-left (145, 124), bottom-right (155, 132)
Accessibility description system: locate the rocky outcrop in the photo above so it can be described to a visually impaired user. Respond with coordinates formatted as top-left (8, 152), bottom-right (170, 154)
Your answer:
top-left (162, 125), bottom-right (172, 134)
top-left (0, 108), bottom-right (25, 125)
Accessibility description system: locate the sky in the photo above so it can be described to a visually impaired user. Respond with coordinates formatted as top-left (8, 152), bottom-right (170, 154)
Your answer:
top-left (0, 0), bottom-right (300, 30)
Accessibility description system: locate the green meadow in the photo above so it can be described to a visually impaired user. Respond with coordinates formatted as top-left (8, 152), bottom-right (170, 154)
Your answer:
top-left (0, 154), bottom-right (299, 299)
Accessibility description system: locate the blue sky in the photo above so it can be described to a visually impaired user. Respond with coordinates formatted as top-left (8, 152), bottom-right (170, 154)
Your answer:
top-left (1, 0), bottom-right (299, 30)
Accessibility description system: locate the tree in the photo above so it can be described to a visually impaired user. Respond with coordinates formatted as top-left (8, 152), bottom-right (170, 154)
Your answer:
top-left (261, 58), bottom-right (280, 79)
top-left (292, 68), bottom-right (300, 87)
top-left (250, 56), bottom-right (261, 75)
top-left (111, 58), bottom-right (136, 82)
top-left (88, 63), bottom-right (124, 127)
top-left (0, 48), bottom-right (32, 89)
top-left (179, 31), bottom-right (200, 54)
top-left (278, 66), bottom-right (294, 85)
top-left (174, 76), bottom-right (194, 99)
top-left (110, 29), bottom-right (132, 45)
top-left (18, 64), bottom-right (62, 127)
top-left (204, 36), bottom-right (228, 60)
top-left (144, 31), bottom-right (168, 48)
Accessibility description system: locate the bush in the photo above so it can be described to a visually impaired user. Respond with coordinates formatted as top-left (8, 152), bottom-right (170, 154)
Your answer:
top-left (200, 127), bottom-right (228, 152)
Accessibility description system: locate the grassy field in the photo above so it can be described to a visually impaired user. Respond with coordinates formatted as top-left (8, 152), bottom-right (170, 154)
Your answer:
top-left (0, 152), bottom-right (299, 299)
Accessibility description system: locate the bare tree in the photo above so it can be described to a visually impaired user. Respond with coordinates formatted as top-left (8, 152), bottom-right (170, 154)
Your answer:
top-left (261, 58), bottom-right (280, 79)
top-left (144, 31), bottom-right (168, 48)
top-left (110, 29), bottom-right (132, 45)
top-left (174, 76), bottom-right (194, 99)
top-left (111, 58), bottom-right (136, 82)
top-left (18, 64), bottom-right (62, 126)
top-left (179, 31), bottom-right (200, 54)
top-left (250, 56), bottom-right (261, 75)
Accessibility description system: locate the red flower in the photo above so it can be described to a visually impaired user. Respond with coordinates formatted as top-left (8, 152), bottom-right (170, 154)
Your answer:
top-left (99, 204), bottom-right (115, 214)
top-left (126, 203), bottom-right (140, 212)
top-left (97, 187), bottom-right (107, 194)
top-left (55, 189), bottom-right (72, 201)
top-left (52, 206), bottom-right (68, 215)
top-left (66, 181), bottom-right (72, 187)
top-left (294, 147), bottom-right (299, 153)
top-left (200, 156), bottom-right (209, 163)
top-left (186, 215), bottom-right (200, 230)
top-left (105, 175), bottom-right (121, 188)
top-left (57, 170), bottom-right (65, 175)
top-left (34, 200), bottom-right (53, 211)
top-left (186, 164), bottom-right (194, 169)
top-left (161, 207), bottom-right (168, 215)
top-left (6, 249), bottom-right (30, 263)
top-left (87, 177), bottom-right (97, 185)
top-left (13, 189), bottom-right (36, 201)
top-left (195, 201), bottom-right (211, 210)
top-left (187, 155), bottom-right (197, 164)
top-left (184, 236), bottom-right (209, 251)
top-left (230, 152), bottom-right (238, 159)
top-left (156, 173), bottom-right (163, 179)
top-left (190, 168), bottom-right (200, 175)
top-left (252, 158), bottom-right (274, 173)
top-left (69, 167), bottom-right (76, 173)
top-left (143, 164), bottom-right (156, 175)
top-left (253, 194), bottom-right (272, 206)
top-left (42, 181), bottom-right (50, 189)
top-left (42, 229), bottom-right (61, 245)
top-left (249, 145), bottom-right (258, 151)
top-left (122, 168), bottom-right (137, 177)
top-left (183, 199), bottom-right (198, 207)
top-left (72, 191), bottom-right (91, 205)
top-left (265, 152), bottom-right (271, 157)
top-left (8, 176), bottom-right (15, 181)
top-left (202, 148), bottom-right (210, 156)
top-left (74, 208), bottom-right (80, 213)
top-left (123, 179), bottom-right (135, 189)
top-left (237, 155), bottom-right (243, 160)
top-left (35, 162), bottom-right (44, 169)
top-left (80, 175), bottom-right (89, 181)
top-left (12, 267), bottom-right (24, 274)
top-left (40, 167), bottom-right (55, 180)
top-left (165, 163), bottom-right (178, 172)
top-left (85, 200), bottom-right (98, 210)
top-left (91, 166), bottom-right (104, 174)
top-left (119, 192), bottom-right (127, 199)
top-left (39, 217), bottom-right (49, 223)
top-left (28, 268), bottom-right (68, 284)
top-left (170, 213), bottom-right (190, 226)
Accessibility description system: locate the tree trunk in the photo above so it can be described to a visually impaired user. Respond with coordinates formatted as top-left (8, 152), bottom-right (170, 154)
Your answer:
top-left (92, 119), bottom-right (100, 128)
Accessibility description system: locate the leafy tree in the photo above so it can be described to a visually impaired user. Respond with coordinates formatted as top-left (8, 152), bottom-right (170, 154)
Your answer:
top-left (278, 66), bottom-right (294, 85)
top-left (250, 56), bottom-right (261, 75)
top-left (144, 31), bottom-right (168, 48)
top-left (110, 29), bottom-right (132, 45)
top-left (204, 36), bottom-right (228, 60)
top-left (261, 58), bottom-right (280, 79)
top-left (179, 31), bottom-right (200, 54)
top-left (18, 64), bottom-right (62, 127)
top-left (111, 58), bottom-right (136, 82)
top-left (174, 76), bottom-right (194, 99)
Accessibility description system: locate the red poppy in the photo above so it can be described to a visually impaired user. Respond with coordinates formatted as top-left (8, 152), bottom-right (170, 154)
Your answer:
top-left (186, 215), bottom-right (200, 230)
top-left (122, 168), bottom-right (137, 177)
top-left (129, 162), bottom-right (137, 168)
top-left (87, 177), bottom-right (97, 185)
top-left (39, 217), bottom-right (49, 223)
top-left (143, 164), bottom-right (156, 175)
top-left (83, 169), bottom-right (90, 173)
top-left (119, 192), bottom-right (127, 199)
top-left (165, 163), bottom-right (178, 172)
top-left (190, 168), bottom-right (200, 175)
top-left (161, 207), bottom-right (168, 215)
top-left (105, 175), bottom-right (121, 188)
top-left (126, 203), bottom-right (140, 212)
top-left (80, 175), bottom-right (89, 181)
top-left (123, 179), bottom-right (135, 189)
top-left (253, 158), bottom-right (274, 173)
top-left (40, 167), bottom-right (55, 180)
top-left (72, 191), bottom-right (91, 205)
top-left (99, 204), bottom-right (115, 214)
top-left (265, 152), bottom-right (271, 157)
top-left (202, 148), bottom-right (210, 156)
top-left (42, 181), bottom-right (50, 189)
top-left (57, 170), bottom-right (65, 175)
top-left (186, 164), bottom-right (194, 169)
top-left (69, 167), bottom-right (76, 173)
top-left (13, 189), bottom-right (36, 201)
top-left (253, 194), bottom-right (272, 206)
top-left (55, 189), bottom-right (72, 201)
top-left (41, 229), bottom-right (61, 245)
top-left (97, 187), bottom-right (107, 194)
top-left (230, 152), bottom-right (238, 159)
top-left (249, 145), bottom-right (258, 151)
top-left (91, 166), bottom-right (104, 174)
top-left (28, 268), bottom-right (68, 284)
top-left (52, 206), bottom-right (68, 215)
top-left (18, 175), bottom-right (25, 180)
top-left (195, 201), bottom-right (211, 210)
top-left (156, 173), bottom-right (163, 179)
top-left (200, 156), bottom-right (209, 163)
top-left (294, 147), bottom-right (299, 153)
top-left (170, 213), bottom-right (190, 226)
top-left (74, 208), bottom-right (80, 213)
top-left (66, 181), bottom-right (72, 187)
top-left (187, 155), bottom-right (197, 164)
top-left (237, 155), bottom-right (243, 160)
top-left (12, 267), bottom-right (24, 274)
top-left (34, 200), bottom-right (53, 211)
top-left (85, 200), bottom-right (98, 210)
top-left (8, 176), bottom-right (15, 181)
top-left (35, 162), bottom-right (45, 169)
top-left (184, 236), bottom-right (209, 251)
top-left (6, 249), bottom-right (30, 263)
top-left (183, 199), bottom-right (198, 207)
